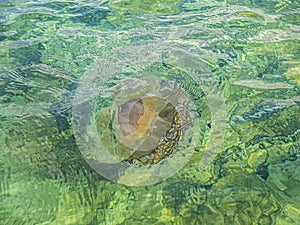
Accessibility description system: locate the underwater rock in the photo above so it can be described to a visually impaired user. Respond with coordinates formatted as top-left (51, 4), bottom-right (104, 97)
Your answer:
top-left (276, 204), bottom-right (300, 224)
top-left (209, 174), bottom-right (282, 224)
top-left (233, 96), bottom-right (300, 123)
top-left (284, 66), bottom-right (300, 84)
top-left (267, 160), bottom-right (300, 207)
top-left (247, 149), bottom-right (267, 168)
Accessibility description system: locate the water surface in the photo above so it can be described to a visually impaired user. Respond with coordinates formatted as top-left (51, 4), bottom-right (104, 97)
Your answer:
top-left (0, 0), bottom-right (299, 224)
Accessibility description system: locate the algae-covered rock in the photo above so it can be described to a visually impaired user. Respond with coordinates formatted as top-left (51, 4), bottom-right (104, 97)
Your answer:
top-left (267, 160), bottom-right (300, 209)
top-left (276, 204), bottom-right (300, 225)
top-left (285, 66), bottom-right (300, 85)
top-left (247, 149), bottom-right (267, 168)
top-left (209, 174), bottom-right (281, 224)
top-left (235, 11), bottom-right (264, 20)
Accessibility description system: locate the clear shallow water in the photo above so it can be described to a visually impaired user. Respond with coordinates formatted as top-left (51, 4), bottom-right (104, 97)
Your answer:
top-left (0, 0), bottom-right (299, 224)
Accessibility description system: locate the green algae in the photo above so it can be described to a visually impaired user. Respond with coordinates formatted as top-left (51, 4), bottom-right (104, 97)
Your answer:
top-left (235, 11), bottom-right (264, 20)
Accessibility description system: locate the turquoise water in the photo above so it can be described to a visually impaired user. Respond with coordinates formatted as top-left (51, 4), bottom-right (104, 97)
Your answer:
top-left (0, 0), bottom-right (299, 224)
